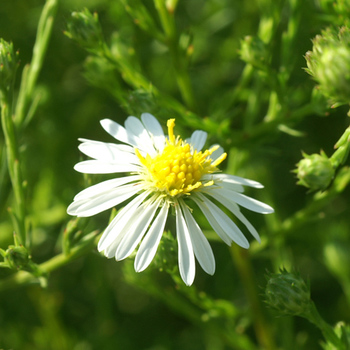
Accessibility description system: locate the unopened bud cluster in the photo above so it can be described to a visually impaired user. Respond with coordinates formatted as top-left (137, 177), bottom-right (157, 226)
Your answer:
top-left (239, 36), bottom-right (269, 70)
top-left (305, 26), bottom-right (350, 107)
top-left (295, 151), bottom-right (335, 191)
top-left (65, 9), bottom-right (104, 52)
top-left (0, 38), bottom-right (19, 93)
top-left (2, 244), bottom-right (30, 270)
top-left (265, 269), bottom-right (312, 317)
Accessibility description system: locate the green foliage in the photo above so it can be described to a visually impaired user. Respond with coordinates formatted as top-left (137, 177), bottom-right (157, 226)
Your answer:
top-left (266, 269), bottom-right (348, 349)
top-left (295, 151), bottom-right (335, 191)
top-left (0, 39), bottom-right (19, 94)
top-left (1, 0), bottom-right (350, 349)
top-left (306, 26), bottom-right (350, 107)
top-left (265, 269), bottom-right (312, 317)
top-left (64, 9), bottom-right (105, 52)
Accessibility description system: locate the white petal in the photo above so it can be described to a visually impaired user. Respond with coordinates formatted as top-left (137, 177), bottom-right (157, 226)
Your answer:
top-left (73, 175), bottom-right (141, 201)
top-left (78, 141), bottom-right (139, 164)
top-left (74, 160), bottom-right (141, 174)
top-left (197, 194), bottom-right (249, 248)
top-left (134, 203), bottom-right (169, 272)
top-left (67, 183), bottom-right (143, 217)
top-left (191, 196), bottom-right (232, 245)
top-left (100, 118), bottom-right (140, 147)
top-left (222, 190), bottom-right (274, 214)
top-left (179, 200), bottom-right (215, 275)
top-left (115, 198), bottom-right (161, 260)
top-left (98, 191), bottom-right (150, 253)
top-left (210, 181), bottom-right (244, 193)
top-left (124, 116), bottom-right (144, 136)
top-left (204, 189), bottom-right (260, 242)
top-left (203, 173), bottom-right (264, 189)
top-left (103, 218), bottom-right (135, 258)
top-left (175, 204), bottom-right (196, 286)
top-left (231, 207), bottom-right (260, 242)
top-left (79, 138), bottom-right (134, 153)
top-left (189, 130), bottom-right (207, 152)
top-left (141, 113), bottom-right (165, 152)
top-left (110, 204), bottom-right (147, 259)
top-left (192, 194), bottom-right (250, 248)
top-left (124, 116), bottom-right (156, 155)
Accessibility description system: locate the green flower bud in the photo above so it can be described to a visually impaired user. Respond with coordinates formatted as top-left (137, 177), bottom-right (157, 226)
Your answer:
top-left (5, 244), bottom-right (30, 270)
top-left (296, 151), bottom-right (335, 191)
top-left (239, 36), bottom-right (269, 70)
top-left (267, 270), bottom-right (347, 349)
top-left (265, 269), bottom-right (312, 317)
top-left (305, 26), bottom-right (350, 107)
top-left (65, 9), bottom-right (104, 52)
top-left (0, 39), bottom-right (19, 92)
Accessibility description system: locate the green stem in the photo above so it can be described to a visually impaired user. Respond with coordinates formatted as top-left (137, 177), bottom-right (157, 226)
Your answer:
top-left (0, 136), bottom-right (11, 213)
top-left (0, 100), bottom-right (26, 245)
top-left (306, 302), bottom-right (344, 349)
top-left (228, 102), bottom-right (322, 147)
top-left (0, 232), bottom-right (100, 292)
top-left (154, 0), bottom-right (176, 39)
top-left (280, 171), bottom-right (350, 235)
top-left (0, 0), bottom-right (58, 247)
top-left (126, 268), bottom-right (259, 350)
top-left (264, 90), bottom-right (281, 122)
top-left (175, 69), bottom-right (196, 111)
top-left (153, 0), bottom-right (196, 110)
top-left (230, 245), bottom-right (278, 350)
top-left (14, 0), bottom-right (58, 128)
top-left (331, 125), bottom-right (350, 168)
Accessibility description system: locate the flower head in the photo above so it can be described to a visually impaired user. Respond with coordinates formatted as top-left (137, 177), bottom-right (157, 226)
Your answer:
top-left (67, 113), bottom-right (274, 285)
top-left (265, 269), bottom-right (312, 317)
top-left (305, 26), bottom-right (350, 107)
top-left (295, 151), bottom-right (335, 191)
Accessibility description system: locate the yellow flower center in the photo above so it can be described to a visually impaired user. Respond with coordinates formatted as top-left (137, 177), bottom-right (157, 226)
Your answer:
top-left (135, 119), bottom-right (227, 197)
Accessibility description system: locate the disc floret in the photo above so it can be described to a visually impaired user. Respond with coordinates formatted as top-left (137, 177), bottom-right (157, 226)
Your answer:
top-left (136, 119), bottom-right (227, 197)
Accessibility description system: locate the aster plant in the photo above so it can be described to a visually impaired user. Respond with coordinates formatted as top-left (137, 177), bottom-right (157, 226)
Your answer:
top-left (2, 1), bottom-right (350, 349)
top-left (67, 113), bottom-right (273, 285)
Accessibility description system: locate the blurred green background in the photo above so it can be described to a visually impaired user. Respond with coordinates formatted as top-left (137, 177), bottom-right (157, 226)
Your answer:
top-left (1, 0), bottom-right (350, 349)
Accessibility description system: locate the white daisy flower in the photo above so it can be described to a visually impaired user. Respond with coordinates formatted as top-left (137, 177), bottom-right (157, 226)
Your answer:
top-left (67, 113), bottom-right (274, 286)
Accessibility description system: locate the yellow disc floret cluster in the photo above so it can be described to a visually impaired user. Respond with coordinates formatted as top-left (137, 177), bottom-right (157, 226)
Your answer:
top-left (135, 119), bottom-right (227, 197)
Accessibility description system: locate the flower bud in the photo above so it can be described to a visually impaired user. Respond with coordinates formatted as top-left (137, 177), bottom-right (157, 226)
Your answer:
top-left (239, 36), bottom-right (269, 70)
top-left (305, 26), bottom-right (350, 107)
top-left (296, 151), bottom-right (335, 191)
top-left (0, 39), bottom-right (19, 92)
top-left (65, 9), bottom-right (104, 52)
top-left (4, 244), bottom-right (30, 270)
top-left (265, 269), bottom-right (312, 317)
